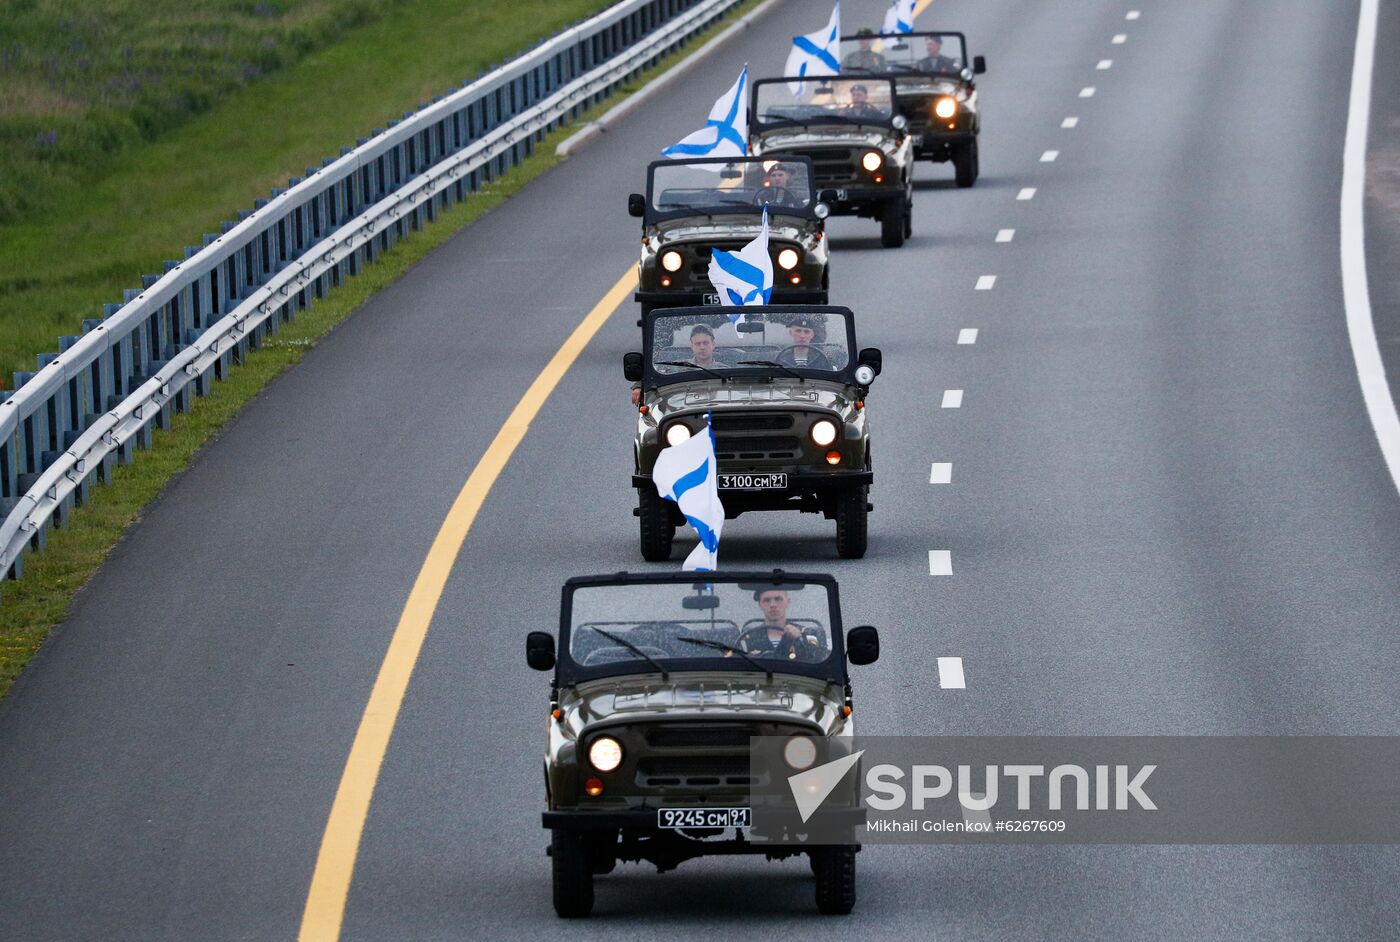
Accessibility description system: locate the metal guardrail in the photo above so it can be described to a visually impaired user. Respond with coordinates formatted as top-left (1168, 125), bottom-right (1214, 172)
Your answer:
top-left (0, 0), bottom-right (748, 582)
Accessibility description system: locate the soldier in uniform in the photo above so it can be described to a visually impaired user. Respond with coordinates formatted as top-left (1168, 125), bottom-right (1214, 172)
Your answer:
top-left (742, 588), bottom-right (824, 661)
top-left (844, 83), bottom-right (885, 120)
top-left (775, 315), bottom-right (834, 370)
top-left (918, 35), bottom-right (961, 74)
top-left (842, 27), bottom-right (887, 72)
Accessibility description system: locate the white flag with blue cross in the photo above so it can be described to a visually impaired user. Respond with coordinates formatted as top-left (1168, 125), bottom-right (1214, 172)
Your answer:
top-left (882, 0), bottom-right (916, 35)
top-left (652, 416), bottom-right (725, 571)
top-left (785, 1), bottom-right (841, 95)
top-left (707, 206), bottom-right (773, 320)
top-left (661, 66), bottom-right (749, 161)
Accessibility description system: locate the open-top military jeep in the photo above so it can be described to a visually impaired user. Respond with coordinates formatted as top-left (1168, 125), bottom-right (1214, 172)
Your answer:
top-left (749, 76), bottom-right (913, 247)
top-left (624, 305), bottom-right (880, 560)
top-left (839, 30), bottom-right (986, 187)
top-left (527, 570), bottom-right (880, 917)
top-left (628, 155), bottom-right (830, 317)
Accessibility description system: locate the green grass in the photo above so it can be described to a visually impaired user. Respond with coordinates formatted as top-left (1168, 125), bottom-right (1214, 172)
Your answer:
top-left (0, 0), bottom-right (611, 383)
top-left (0, 0), bottom-right (764, 699)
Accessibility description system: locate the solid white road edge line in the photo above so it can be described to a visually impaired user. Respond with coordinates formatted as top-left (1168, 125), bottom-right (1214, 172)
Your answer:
top-left (930, 462), bottom-right (953, 484)
top-left (1341, 0), bottom-right (1400, 494)
top-left (957, 328), bottom-right (978, 345)
top-left (937, 656), bottom-right (966, 687)
top-left (941, 390), bottom-right (963, 408)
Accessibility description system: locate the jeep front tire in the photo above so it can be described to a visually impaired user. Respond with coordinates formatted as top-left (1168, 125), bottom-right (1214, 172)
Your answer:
top-left (638, 485), bottom-right (675, 562)
top-left (551, 829), bottom-right (594, 918)
top-left (811, 845), bottom-right (857, 914)
top-left (835, 485), bottom-right (869, 559)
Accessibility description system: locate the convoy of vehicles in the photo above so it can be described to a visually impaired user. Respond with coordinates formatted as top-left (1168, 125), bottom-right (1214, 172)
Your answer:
top-left (527, 17), bottom-right (985, 919)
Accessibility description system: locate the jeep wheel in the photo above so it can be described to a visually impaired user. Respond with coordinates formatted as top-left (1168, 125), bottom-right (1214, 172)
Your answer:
top-left (953, 139), bottom-right (979, 188)
top-left (879, 202), bottom-right (906, 248)
top-left (551, 829), bottom-right (594, 918)
top-left (638, 485), bottom-right (675, 562)
top-left (811, 845), bottom-right (857, 914)
top-left (835, 485), bottom-right (869, 559)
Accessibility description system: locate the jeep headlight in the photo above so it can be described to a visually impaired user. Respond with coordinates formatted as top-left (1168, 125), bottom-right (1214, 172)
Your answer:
top-left (861, 150), bottom-right (884, 172)
top-left (665, 423), bottom-right (693, 446)
top-left (588, 736), bottom-right (623, 772)
top-left (810, 418), bottom-right (839, 446)
top-left (660, 249), bottom-right (684, 272)
top-left (934, 96), bottom-right (958, 119)
top-left (776, 247), bottom-right (801, 271)
top-left (784, 736), bottom-right (817, 770)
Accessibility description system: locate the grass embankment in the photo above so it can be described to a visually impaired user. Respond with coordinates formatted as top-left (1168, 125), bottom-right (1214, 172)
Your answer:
top-left (0, 0), bottom-right (764, 698)
top-left (0, 0), bottom-right (609, 381)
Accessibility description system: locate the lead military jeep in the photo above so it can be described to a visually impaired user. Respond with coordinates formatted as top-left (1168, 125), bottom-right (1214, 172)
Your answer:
top-left (838, 31), bottom-right (987, 187)
top-left (749, 75), bottom-right (913, 247)
top-left (526, 570), bottom-right (880, 917)
top-left (629, 155), bottom-right (830, 316)
top-left (624, 305), bottom-right (881, 560)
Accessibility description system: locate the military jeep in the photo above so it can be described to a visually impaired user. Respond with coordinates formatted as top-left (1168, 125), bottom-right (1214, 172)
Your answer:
top-left (624, 305), bottom-right (880, 560)
top-left (628, 155), bottom-right (830, 317)
top-left (749, 76), bottom-right (913, 247)
top-left (527, 570), bottom-right (880, 917)
top-left (839, 30), bottom-right (987, 187)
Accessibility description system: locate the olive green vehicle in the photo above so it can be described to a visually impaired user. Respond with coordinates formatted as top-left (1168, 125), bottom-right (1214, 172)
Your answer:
top-left (628, 155), bottom-right (830, 317)
top-left (624, 305), bottom-right (881, 560)
top-left (526, 570), bottom-right (880, 917)
top-left (839, 30), bottom-right (987, 187)
top-left (749, 76), bottom-right (914, 248)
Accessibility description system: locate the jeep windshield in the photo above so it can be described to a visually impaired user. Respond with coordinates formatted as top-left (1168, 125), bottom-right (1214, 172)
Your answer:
top-left (647, 309), bottom-right (853, 383)
top-left (751, 77), bottom-right (896, 131)
top-left (565, 577), bottom-right (840, 681)
top-left (838, 31), bottom-right (969, 78)
top-left (649, 157), bottom-right (815, 220)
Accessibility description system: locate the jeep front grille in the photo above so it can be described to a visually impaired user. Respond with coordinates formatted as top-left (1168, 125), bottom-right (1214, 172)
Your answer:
top-left (800, 147), bottom-right (860, 187)
top-left (709, 413), bottom-right (795, 433)
top-left (713, 435), bottom-right (801, 460)
top-left (637, 755), bottom-right (756, 788)
top-left (645, 724), bottom-right (760, 748)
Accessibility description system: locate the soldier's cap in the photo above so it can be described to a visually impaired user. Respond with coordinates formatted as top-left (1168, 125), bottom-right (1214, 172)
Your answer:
top-left (770, 162), bottom-right (798, 174)
top-left (850, 83), bottom-right (868, 93)
top-left (788, 315), bottom-right (818, 329)
top-left (856, 27), bottom-right (876, 37)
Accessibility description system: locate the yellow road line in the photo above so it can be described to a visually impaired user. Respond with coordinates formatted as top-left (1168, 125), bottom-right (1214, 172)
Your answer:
top-left (297, 268), bottom-right (636, 942)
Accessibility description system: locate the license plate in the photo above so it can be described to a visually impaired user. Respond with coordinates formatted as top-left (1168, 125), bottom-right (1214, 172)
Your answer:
top-left (702, 293), bottom-right (721, 305)
top-left (658, 807), bottom-right (751, 829)
top-left (718, 473), bottom-right (788, 490)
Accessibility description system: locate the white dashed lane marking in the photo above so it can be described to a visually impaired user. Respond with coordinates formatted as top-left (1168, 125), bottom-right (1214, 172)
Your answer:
top-left (1113, 33), bottom-right (1127, 44)
top-left (1061, 116), bottom-right (1079, 128)
top-left (929, 551), bottom-right (954, 576)
top-left (1040, 150), bottom-right (1059, 162)
top-left (929, 462), bottom-right (953, 484)
top-left (1079, 86), bottom-right (1096, 97)
top-left (1126, 10), bottom-right (1141, 20)
top-left (937, 656), bottom-right (966, 687)
top-left (975, 274), bottom-right (997, 290)
top-left (1017, 187), bottom-right (1036, 200)
top-left (941, 389), bottom-right (964, 408)
top-left (957, 328), bottom-right (978, 345)
top-left (1097, 59), bottom-right (1114, 70)
top-left (995, 229), bottom-right (1015, 242)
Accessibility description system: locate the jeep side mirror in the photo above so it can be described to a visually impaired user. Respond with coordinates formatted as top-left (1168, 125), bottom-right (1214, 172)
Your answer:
top-left (623, 352), bottom-right (644, 382)
top-left (973, 55), bottom-right (986, 74)
top-left (857, 347), bottom-right (883, 376)
top-left (846, 626), bottom-right (879, 665)
top-left (628, 193), bottom-right (646, 218)
top-left (818, 188), bottom-right (840, 205)
top-left (526, 631), bottom-right (556, 671)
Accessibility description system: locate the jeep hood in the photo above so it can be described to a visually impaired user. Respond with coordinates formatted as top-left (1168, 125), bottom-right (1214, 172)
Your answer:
top-left (653, 217), bottom-right (811, 245)
top-left (653, 380), bottom-right (854, 420)
top-left (563, 672), bottom-right (846, 734)
top-left (755, 127), bottom-right (891, 152)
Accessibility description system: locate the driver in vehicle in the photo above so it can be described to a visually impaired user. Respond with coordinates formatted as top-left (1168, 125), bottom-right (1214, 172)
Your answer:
top-left (774, 316), bottom-right (834, 369)
top-left (844, 83), bottom-right (883, 120)
top-left (918, 35), bottom-right (961, 73)
top-left (759, 163), bottom-right (806, 208)
top-left (741, 589), bottom-right (824, 661)
top-left (842, 27), bottom-right (886, 71)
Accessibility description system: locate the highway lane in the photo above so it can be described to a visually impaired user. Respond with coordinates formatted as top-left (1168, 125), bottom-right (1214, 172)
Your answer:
top-left (2, 0), bottom-right (1400, 939)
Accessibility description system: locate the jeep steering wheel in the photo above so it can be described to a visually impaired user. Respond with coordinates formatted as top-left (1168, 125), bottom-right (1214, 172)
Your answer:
top-left (771, 344), bottom-right (832, 369)
top-left (734, 625), bottom-right (805, 658)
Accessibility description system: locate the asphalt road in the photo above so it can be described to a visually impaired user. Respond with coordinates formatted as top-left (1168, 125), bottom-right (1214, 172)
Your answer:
top-left (3, 0), bottom-right (1400, 939)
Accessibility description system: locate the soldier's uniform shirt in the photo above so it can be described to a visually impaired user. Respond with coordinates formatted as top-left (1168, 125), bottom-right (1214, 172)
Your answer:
top-left (842, 50), bottom-right (887, 71)
top-left (918, 54), bottom-right (961, 74)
